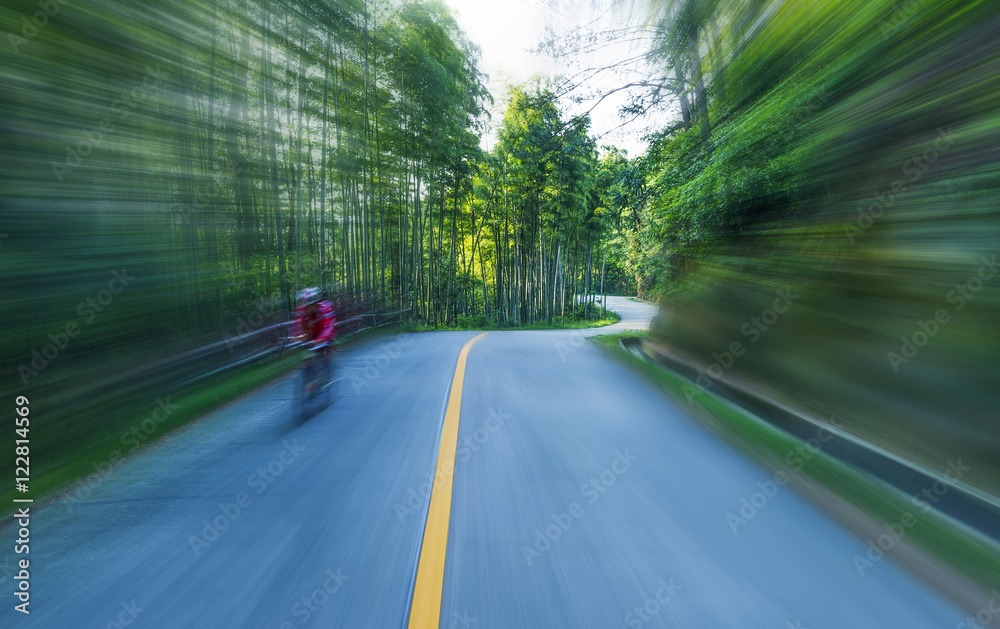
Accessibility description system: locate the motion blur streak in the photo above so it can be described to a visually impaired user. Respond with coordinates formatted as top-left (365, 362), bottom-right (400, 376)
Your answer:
top-left (0, 0), bottom-right (490, 503)
top-left (0, 0), bottom-right (998, 626)
top-left (622, 0), bottom-right (1000, 496)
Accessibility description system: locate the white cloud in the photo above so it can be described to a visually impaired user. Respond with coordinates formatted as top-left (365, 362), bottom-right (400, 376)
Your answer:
top-left (445, 0), bottom-right (673, 156)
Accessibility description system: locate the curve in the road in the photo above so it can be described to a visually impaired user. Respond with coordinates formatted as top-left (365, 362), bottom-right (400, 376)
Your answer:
top-left (0, 297), bottom-right (970, 628)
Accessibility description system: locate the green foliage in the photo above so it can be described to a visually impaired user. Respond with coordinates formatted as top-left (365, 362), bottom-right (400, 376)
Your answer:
top-left (622, 0), bottom-right (1000, 493)
top-left (0, 0), bottom-right (493, 490)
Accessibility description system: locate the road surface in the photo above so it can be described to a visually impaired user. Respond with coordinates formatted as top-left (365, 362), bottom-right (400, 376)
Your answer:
top-left (0, 297), bottom-right (966, 627)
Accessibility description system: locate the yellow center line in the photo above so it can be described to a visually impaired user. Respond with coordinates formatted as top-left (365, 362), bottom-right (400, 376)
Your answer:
top-left (407, 332), bottom-right (488, 629)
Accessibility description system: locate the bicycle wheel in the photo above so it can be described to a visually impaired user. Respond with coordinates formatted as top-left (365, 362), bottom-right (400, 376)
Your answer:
top-left (299, 354), bottom-right (315, 420)
top-left (323, 350), bottom-right (334, 404)
top-left (326, 351), bottom-right (335, 403)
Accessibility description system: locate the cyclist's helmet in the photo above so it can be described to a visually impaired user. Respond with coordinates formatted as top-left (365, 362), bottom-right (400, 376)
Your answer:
top-left (296, 287), bottom-right (321, 308)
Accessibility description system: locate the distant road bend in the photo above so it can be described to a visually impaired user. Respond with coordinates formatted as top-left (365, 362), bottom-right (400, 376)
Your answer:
top-left (0, 296), bottom-right (968, 628)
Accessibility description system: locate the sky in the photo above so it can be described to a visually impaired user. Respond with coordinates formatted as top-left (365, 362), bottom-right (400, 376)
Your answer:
top-left (443, 0), bottom-right (670, 157)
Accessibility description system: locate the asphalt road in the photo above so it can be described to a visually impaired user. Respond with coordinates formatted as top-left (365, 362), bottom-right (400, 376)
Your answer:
top-left (0, 297), bottom-right (967, 627)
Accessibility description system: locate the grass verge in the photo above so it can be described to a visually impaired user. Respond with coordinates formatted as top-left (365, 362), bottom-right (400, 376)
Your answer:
top-left (400, 307), bottom-right (621, 332)
top-left (591, 332), bottom-right (1000, 597)
top-left (1, 352), bottom-right (303, 519)
top-left (1, 321), bottom-right (415, 520)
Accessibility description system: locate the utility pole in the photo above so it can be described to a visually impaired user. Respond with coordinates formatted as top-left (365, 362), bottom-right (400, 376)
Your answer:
top-left (599, 250), bottom-right (606, 317)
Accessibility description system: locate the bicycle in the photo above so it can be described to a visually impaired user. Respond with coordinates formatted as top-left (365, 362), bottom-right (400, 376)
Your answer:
top-left (289, 339), bottom-right (335, 421)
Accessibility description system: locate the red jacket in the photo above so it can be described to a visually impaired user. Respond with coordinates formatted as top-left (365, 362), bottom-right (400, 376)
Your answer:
top-left (292, 300), bottom-right (335, 345)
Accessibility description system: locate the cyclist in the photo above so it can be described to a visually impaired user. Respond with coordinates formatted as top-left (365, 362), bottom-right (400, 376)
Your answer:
top-left (291, 287), bottom-right (336, 400)
top-left (292, 287), bottom-right (336, 348)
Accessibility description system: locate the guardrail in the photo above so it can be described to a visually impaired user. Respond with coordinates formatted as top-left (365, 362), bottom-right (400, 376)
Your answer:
top-left (332, 307), bottom-right (412, 339)
top-left (38, 306), bottom-right (413, 399)
top-left (176, 307), bottom-right (413, 388)
top-left (631, 336), bottom-right (1000, 546)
